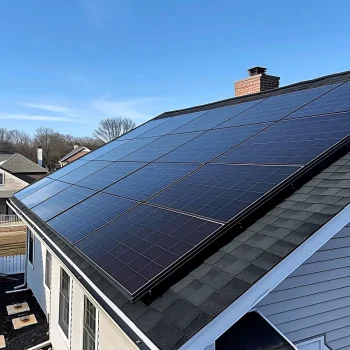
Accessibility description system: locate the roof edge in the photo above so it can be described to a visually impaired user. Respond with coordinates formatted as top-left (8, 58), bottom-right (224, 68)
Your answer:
top-left (179, 203), bottom-right (350, 349)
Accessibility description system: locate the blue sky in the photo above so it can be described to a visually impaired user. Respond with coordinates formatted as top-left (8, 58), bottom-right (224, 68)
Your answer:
top-left (0, 0), bottom-right (349, 136)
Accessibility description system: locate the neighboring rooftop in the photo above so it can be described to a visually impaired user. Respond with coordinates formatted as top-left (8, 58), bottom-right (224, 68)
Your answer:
top-left (59, 146), bottom-right (90, 163)
top-left (0, 154), bottom-right (47, 174)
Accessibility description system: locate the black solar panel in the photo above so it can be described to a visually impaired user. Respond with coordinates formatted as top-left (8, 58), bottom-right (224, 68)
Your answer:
top-left (286, 82), bottom-right (350, 119)
top-left (215, 112), bottom-right (350, 165)
top-left (104, 163), bottom-right (198, 200)
top-left (77, 162), bottom-right (144, 190)
top-left (149, 164), bottom-right (299, 222)
top-left (158, 124), bottom-right (269, 163)
top-left (32, 186), bottom-right (95, 221)
top-left (218, 84), bottom-right (338, 128)
top-left (83, 140), bottom-right (130, 160)
top-left (74, 204), bottom-right (221, 295)
top-left (13, 77), bottom-right (350, 302)
top-left (57, 161), bottom-right (112, 184)
top-left (95, 137), bottom-right (159, 161)
top-left (170, 100), bottom-right (261, 134)
top-left (48, 193), bottom-right (137, 243)
top-left (117, 119), bottom-right (169, 140)
top-left (121, 132), bottom-right (203, 162)
top-left (135, 111), bottom-right (205, 138)
top-left (21, 181), bottom-right (71, 209)
top-left (49, 159), bottom-right (88, 179)
top-left (14, 177), bottom-right (54, 200)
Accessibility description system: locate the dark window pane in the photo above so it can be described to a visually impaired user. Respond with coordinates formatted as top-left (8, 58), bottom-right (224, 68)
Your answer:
top-left (59, 268), bottom-right (70, 337)
top-left (45, 250), bottom-right (52, 289)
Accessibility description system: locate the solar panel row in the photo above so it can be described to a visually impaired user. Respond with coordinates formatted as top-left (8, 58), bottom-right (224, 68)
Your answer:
top-left (14, 80), bottom-right (350, 300)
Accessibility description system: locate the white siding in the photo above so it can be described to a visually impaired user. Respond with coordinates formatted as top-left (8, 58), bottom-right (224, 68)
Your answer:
top-left (257, 225), bottom-right (350, 349)
top-left (26, 228), bottom-right (50, 316)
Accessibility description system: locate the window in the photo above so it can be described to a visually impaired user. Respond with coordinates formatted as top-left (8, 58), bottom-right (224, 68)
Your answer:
top-left (45, 250), bottom-right (52, 289)
top-left (297, 336), bottom-right (326, 350)
top-left (83, 296), bottom-right (97, 350)
top-left (28, 230), bottom-right (34, 266)
top-left (0, 172), bottom-right (4, 185)
top-left (59, 268), bottom-right (71, 338)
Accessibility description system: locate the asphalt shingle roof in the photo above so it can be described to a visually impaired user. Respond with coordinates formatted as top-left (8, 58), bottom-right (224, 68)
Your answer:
top-left (0, 154), bottom-right (47, 174)
top-left (9, 70), bottom-right (350, 349)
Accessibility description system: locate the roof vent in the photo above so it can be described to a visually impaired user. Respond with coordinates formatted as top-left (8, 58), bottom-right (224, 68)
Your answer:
top-left (234, 67), bottom-right (280, 97)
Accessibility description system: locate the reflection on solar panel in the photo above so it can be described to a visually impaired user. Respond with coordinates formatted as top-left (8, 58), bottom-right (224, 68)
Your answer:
top-left (48, 193), bottom-right (137, 243)
top-left (149, 164), bottom-right (299, 222)
top-left (287, 82), bottom-right (350, 119)
top-left (158, 124), bottom-right (269, 163)
top-left (21, 181), bottom-right (71, 208)
top-left (135, 111), bottom-right (206, 138)
top-left (14, 77), bottom-right (350, 301)
top-left (57, 161), bottom-right (112, 184)
top-left (74, 204), bottom-right (221, 295)
top-left (117, 119), bottom-right (169, 140)
top-left (95, 137), bottom-right (159, 161)
top-left (219, 84), bottom-right (338, 128)
top-left (121, 132), bottom-right (202, 162)
top-left (32, 186), bottom-right (95, 221)
top-left (77, 162), bottom-right (144, 190)
top-left (49, 159), bottom-right (88, 179)
top-left (215, 112), bottom-right (350, 165)
top-left (170, 100), bottom-right (261, 134)
top-left (104, 163), bottom-right (198, 200)
top-left (14, 177), bottom-right (54, 200)
top-left (83, 140), bottom-right (129, 160)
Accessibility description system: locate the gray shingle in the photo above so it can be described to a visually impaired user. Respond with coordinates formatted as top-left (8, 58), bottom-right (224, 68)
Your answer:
top-left (200, 292), bottom-right (233, 316)
top-left (165, 300), bottom-right (202, 330)
top-left (229, 244), bottom-right (264, 262)
top-left (179, 280), bottom-right (215, 306)
top-left (267, 240), bottom-right (296, 258)
top-left (236, 265), bottom-right (267, 284)
top-left (135, 309), bottom-right (162, 332)
top-left (252, 252), bottom-right (282, 270)
top-left (200, 268), bottom-right (232, 289)
top-left (214, 255), bottom-right (250, 275)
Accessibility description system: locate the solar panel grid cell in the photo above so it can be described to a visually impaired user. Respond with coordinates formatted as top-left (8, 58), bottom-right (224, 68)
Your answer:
top-left (157, 123), bottom-right (270, 163)
top-left (215, 112), bottom-right (350, 165)
top-left (149, 164), bottom-right (300, 222)
top-left (74, 204), bottom-right (221, 294)
top-left (286, 82), bottom-right (350, 119)
top-left (49, 159), bottom-right (88, 179)
top-left (104, 163), bottom-right (198, 201)
top-left (47, 193), bottom-right (138, 243)
top-left (14, 177), bottom-right (54, 200)
top-left (83, 140), bottom-right (130, 160)
top-left (31, 185), bottom-right (95, 221)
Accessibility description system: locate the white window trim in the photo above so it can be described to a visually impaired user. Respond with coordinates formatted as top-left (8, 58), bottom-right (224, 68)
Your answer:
top-left (81, 294), bottom-right (99, 350)
top-left (27, 229), bottom-right (34, 270)
top-left (44, 248), bottom-right (52, 292)
top-left (0, 171), bottom-right (4, 186)
top-left (296, 336), bottom-right (327, 349)
top-left (58, 266), bottom-right (73, 346)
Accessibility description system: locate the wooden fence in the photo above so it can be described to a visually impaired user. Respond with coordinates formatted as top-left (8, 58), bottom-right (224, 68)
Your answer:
top-left (0, 254), bottom-right (25, 274)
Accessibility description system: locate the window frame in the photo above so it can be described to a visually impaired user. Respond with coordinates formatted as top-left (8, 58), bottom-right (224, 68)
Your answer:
top-left (82, 295), bottom-right (99, 350)
top-left (45, 249), bottom-right (52, 290)
top-left (296, 336), bottom-right (327, 350)
top-left (28, 229), bottom-right (34, 268)
top-left (58, 267), bottom-right (72, 343)
top-left (0, 171), bottom-right (4, 186)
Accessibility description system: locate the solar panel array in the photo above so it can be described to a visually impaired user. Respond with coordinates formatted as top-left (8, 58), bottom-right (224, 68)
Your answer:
top-left (15, 81), bottom-right (350, 300)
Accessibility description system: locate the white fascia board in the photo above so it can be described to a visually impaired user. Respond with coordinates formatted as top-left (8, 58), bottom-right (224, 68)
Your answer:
top-left (7, 199), bottom-right (158, 350)
top-left (180, 203), bottom-right (350, 350)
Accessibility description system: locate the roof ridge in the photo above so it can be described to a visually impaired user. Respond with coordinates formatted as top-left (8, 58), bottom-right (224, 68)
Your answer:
top-left (155, 69), bottom-right (350, 119)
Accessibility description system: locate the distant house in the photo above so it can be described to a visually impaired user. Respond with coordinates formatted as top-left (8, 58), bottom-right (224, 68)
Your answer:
top-left (58, 145), bottom-right (91, 167)
top-left (0, 153), bottom-right (47, 215)
top-left (8, 69), bottom-right (350, 350)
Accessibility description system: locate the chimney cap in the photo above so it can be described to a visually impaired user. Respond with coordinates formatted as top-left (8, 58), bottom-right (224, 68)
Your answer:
top-left (248, 67), bottom-right (267, 76)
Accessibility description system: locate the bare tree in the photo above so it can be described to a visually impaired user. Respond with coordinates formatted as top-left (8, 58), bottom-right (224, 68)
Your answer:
top-left (93, 117), bottom-right (136, 143)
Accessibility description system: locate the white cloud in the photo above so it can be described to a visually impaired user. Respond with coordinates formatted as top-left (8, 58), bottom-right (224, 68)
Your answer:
top-left (91, 97), bottom-right (160, 124)
top-left (20, 103), bottom-right (78, 117)
top-left (0, 113), bottom-right (84, 123)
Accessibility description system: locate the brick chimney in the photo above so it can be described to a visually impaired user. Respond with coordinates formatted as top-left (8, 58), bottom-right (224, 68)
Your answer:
top-left (234, 67), bottom-right (280, 97)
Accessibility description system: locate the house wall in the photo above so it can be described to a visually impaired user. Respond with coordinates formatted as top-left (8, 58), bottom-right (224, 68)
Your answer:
top-left (27, 227), bottom-right (138, 350)
top-left (26, 228), bottom-right (50, 316)
top-left (257, 225), bottom-right (350, 349)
